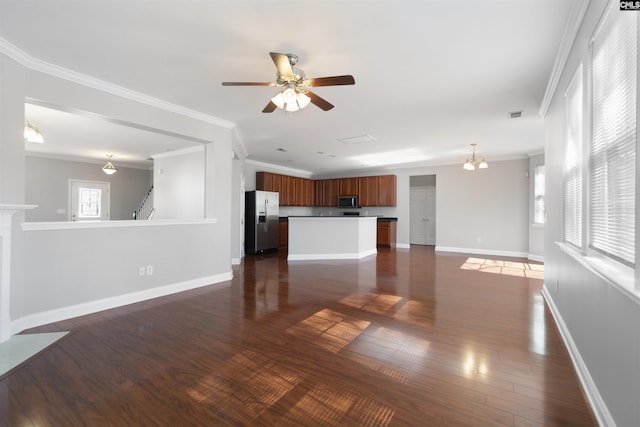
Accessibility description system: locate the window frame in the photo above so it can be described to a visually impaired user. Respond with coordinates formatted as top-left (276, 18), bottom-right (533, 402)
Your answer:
top-left (563, 63), bottom-right (584, 249)
top-left (534, 164), bottom-right (545, 225)
top-left (585, 3), bottom-right (638, 273)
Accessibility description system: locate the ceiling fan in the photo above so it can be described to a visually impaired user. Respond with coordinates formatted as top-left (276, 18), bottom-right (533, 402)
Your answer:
top-left (222, 52), bottom-right (355, 113)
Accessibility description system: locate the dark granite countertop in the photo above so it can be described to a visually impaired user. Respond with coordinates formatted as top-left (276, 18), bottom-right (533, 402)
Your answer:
top-left (279, 216), bottom-right (397, 222)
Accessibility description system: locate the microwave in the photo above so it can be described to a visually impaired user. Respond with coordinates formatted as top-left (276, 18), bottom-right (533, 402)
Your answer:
top-left (338, 195), bottom-right (359, 208)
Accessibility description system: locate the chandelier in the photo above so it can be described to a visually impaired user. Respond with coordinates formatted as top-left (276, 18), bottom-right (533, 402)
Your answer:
top-left (463, 143), bottom-right (488, 170)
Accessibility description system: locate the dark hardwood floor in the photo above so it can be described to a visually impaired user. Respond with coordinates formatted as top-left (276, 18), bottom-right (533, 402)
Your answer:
top-left (1, 246), bottom-right (596, 426)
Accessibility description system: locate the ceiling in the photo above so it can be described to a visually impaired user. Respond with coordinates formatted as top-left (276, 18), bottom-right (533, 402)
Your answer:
top-left (1, 0), bottom-right (575, 174)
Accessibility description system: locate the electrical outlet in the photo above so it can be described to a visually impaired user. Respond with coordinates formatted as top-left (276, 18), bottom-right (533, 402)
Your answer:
top-left (138, 267), bottom-right (146, 277)
top-left (146, 265), bottom-right (154, 276)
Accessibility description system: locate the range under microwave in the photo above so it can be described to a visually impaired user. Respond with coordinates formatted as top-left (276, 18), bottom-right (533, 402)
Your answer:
top-left (338, 195), bottom-right (359, 208)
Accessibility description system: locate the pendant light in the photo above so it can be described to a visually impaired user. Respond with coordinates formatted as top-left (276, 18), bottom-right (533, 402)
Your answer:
top-left (24, 122), bottom-right (44, 143)
top-left (102, 154), bottom-right (117, 175)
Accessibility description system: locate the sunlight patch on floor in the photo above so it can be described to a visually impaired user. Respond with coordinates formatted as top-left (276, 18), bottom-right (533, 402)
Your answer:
top-left (0, 332), bottom-right (68, 377)
top-left (460, 257), bottom-right (544, 279)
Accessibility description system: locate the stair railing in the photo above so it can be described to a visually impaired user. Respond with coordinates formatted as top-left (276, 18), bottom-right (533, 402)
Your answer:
top-left (133, 186), bottom-right (154, 220)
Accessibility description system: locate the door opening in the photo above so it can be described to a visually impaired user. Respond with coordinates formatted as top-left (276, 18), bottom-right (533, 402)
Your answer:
top-left (410, 175), bottom-right (436, 245)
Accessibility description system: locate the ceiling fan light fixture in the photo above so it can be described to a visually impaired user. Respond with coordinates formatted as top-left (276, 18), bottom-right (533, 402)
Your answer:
top-left (271, 92), bottom-right (285, 109)
top-left (271, 85), bottom-right (310, 112)
top-left (24, 122), bottom-right (44, 144)
top-left (297, 92), bottom-right (311, 109)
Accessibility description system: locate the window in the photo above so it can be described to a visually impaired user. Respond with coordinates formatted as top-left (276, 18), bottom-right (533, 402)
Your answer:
top-left (589, 9), bottom-right (637, 266)
top-left (534, 164), bottom-right (545, 224)
top-left (69, 180), bottom-right (110, 221)
top-left (563, 65), bottom-right (583, 247)
top-left (78, 188), bottom-right (102, 219)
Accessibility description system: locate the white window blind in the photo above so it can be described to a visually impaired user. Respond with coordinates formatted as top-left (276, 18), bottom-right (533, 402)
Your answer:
top-left (564, 65), bottom-right (583, 247)
top-left (590, 11), bottom-right (637, 266)
top-left (534, 165), bottom-right (545, 224)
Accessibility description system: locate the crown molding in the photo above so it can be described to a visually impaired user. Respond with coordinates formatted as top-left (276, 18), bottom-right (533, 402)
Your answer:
top-left (25, 151), bottom-right (152, 170)
top-left (151, 145), bottom-right (205, 160)
top-left (539, 0), bottom-right (590, 117)
top-left (245, 159), bottom-right (313, 178)
top-left (0, 37), bottom-right (236, 131)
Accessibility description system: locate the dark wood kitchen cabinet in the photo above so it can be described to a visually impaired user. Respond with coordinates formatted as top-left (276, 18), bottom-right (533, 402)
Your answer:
top-left (256, 172), bottom-right (280, 193)
top-left (257, 172), bottom-right (395, 207)
top-left (318, 179), bottom-right (340, 207)
top-left (339, 177), bottom-right (359, 196)
top-left (378, 175), bottom-right (397, 206)
top-left (377, 220), bottom-right (397, 247)
top-left (279, 219), bottom-right (288, 247)
top-left (359, 176), bottom-right (380, 207)
top-left (302, 178), bottom-right (315, 206)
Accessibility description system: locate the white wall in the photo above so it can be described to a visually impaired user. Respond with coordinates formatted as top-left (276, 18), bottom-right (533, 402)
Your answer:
top-left (25, 155), bottom-right (152, 222)
top-left (543, 1), bottom-right (640, 425)
top-left (15, 220), bottom-right (226, 332)
top-left (153, 147), bottom-right (205, 220)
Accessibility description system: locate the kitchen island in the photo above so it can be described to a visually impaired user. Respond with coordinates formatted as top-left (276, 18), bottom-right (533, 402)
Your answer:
top-left (287, 216), bottom-right (377, 261)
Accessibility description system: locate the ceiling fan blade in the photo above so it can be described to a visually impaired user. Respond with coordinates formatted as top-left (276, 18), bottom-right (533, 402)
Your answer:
top-left (307, 75), bottom-right (355, 87)
top-left (222, 82), bottom-right (275, 86)
top-left (270, 52), bottom-right (294, 79)
top-left (262, 101), bottom-right (278, 113)
top-left (305, 90), bottom-right (334, 111)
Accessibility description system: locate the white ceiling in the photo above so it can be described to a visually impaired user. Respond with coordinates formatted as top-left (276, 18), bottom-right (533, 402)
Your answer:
top-left (1, 0), bottom-right (575, 174)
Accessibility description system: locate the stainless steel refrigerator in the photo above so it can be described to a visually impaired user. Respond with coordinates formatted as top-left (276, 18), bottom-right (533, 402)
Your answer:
top-left (245, 190), bottom-right (279, 254)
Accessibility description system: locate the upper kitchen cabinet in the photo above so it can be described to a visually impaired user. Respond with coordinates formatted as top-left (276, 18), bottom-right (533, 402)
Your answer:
top-left (302, 178), bottom-right (315, 206)
top-left (318, 179), bottom-right (340, 207)
top-left (339, 177), bottom-right (359, 196)
top-left (358, 176), bottom-right (379, 207)
top-left (256, 172), bottom-right (279, 192)
top-left (378, 175), bottom-right (397, 206)
top-left (280, 175), bottom-right (296, 206)
top-left (256, 172), bottom-right (395, 207)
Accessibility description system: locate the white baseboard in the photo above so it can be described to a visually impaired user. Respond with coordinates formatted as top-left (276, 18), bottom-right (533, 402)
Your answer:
top-left (435, 245), bottom-right (528, 259)
top-left (395, 243), bottom-right (411, 249)
top-left (231, 257), bottom-right (241, 265)
top-left (541, 286), bottom-right (615, 427)
top-left (527, 253), bottom-right (544, 262)
top-left (288, 249), bottom-right (377, 261)
top-left (11, 272), bottom-right (233, 335)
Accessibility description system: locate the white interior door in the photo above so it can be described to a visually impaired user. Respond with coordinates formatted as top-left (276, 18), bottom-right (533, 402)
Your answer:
top-left (69, 180), bottom-right (110, 221)
top-left (410, 188), bottom-right (428, 244)
top-left (424, 187), bottom-right (436, 245)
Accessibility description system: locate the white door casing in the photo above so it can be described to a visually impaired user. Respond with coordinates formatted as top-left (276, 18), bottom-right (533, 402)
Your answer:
top-left (424, 187), bottom-right (436, 245)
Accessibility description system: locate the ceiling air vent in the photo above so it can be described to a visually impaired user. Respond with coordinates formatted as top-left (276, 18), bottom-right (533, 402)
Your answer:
top-left (509, 110), bottom-right (523, 119)
top-left (337, 134), bottom-right (376, 144)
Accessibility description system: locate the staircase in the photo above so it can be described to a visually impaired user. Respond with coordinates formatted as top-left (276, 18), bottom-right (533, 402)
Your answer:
top-left (133, 186), bottom-right (154, 220)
